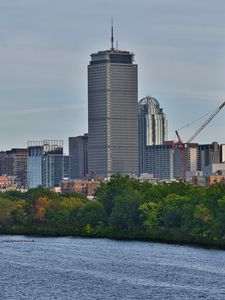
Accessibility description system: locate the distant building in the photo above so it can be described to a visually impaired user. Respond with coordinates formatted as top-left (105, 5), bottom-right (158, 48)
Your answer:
top-left (220, 144), bottom-right (225, 163)
top-left (138, 173), bottom-right (160, 184)
top-left (145, 142), bottom-right (197, 180)
top-left (186, 170), bottom-right (203, 184)
top-left (0, 151), bottom-right (6, 176)
top-left (69, 134), bottom-right (88, 179)
top-left (27, 140), bottom-right (69, 188)
top-left (191, 174), bottom-right (206, 186)
top-left (60, 179), bottom-right (100, 197)
top-left (88, 28), bottom-right (138, 178)
top-left (0, 148), bottom-right (27, 187)
top-left (145, 143), bottom-right (174, 180)
top-left (63, 155), bottom-right (70, 179)
top-left (0, 176), bottom-right (17, 190)
top-left (204, 163), bottom-right (225, 177)
top-left (185, 161), bottom-right (225, 186)
top-left (138, 96), bottom-right (168, 173)
top-left (206, 175), bottom-right (225, 186)
top-left (197, 142), bottom-right (220, 171)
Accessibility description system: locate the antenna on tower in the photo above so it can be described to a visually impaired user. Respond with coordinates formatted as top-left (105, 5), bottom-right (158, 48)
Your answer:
top-left (111, 17), bottom-right (114, 51)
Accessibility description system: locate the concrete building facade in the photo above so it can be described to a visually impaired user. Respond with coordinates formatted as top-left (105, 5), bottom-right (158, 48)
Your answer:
top-left (197, 142), bottom-right (220, 171)
top-left (69, 134), bottom-right (88, 179)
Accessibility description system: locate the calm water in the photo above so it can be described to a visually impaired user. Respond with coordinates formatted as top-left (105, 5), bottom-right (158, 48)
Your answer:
top-left (1, 236), bottom-right (225, 299)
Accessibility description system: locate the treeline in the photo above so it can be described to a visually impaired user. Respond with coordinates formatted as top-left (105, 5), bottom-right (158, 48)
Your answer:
top-left (0, 176), bottom-right (225, 247)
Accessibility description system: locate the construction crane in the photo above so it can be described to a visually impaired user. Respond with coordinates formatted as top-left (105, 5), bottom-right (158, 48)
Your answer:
top-left (175, 101), bottom-right (225, 179)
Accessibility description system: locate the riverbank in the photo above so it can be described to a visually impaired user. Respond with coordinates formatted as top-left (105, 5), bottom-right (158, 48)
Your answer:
top-left (0, 178), bottom-right (225, 251)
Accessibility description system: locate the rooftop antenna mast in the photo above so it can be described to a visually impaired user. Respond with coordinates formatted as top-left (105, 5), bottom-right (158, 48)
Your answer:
top-left (111, 17), bottom-right (114, 51)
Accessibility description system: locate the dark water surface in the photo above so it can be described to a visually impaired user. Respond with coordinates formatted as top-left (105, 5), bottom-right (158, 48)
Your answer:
top-left (1, 236), bottom-right (225, 299)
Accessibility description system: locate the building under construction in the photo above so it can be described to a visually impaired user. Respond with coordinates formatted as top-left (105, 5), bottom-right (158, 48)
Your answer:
top-left (144, 102), bottom-right (225, 180)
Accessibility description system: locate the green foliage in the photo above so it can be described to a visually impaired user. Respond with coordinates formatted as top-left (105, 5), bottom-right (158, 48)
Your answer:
top-left (0, 181), bottom-right (225, 247)
top-left (109, 188), bottom-right (142, 233)
top-left (94, 175), bottom-right (139, 217)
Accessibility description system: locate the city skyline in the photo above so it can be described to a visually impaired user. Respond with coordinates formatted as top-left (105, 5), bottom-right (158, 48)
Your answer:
top-left (0, 0), bottom-right (225, 151)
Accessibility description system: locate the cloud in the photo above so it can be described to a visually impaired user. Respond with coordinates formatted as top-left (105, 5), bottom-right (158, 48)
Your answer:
top-left (10, 104), bottom-right (86, 115)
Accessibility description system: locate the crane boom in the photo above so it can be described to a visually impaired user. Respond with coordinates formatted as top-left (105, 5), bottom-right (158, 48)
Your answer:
top-left (187, 101), bottom-right (225, 143)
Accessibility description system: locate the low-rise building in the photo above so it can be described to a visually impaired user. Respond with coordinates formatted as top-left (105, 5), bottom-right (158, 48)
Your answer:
top-left (0, 176), bottom-right (19, 191)
top-left (60, 179), bottom-right (100, 197)
top-left (206, 175), bottom-right (225, 186)
top-left (204, 163), bottom-right (225, 177)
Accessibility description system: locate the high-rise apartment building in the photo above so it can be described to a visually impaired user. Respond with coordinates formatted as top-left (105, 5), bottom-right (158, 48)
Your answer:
top-left (0, 151), bottom-right (6, 176)
top-left (88, 29), bottom-right (138, 178)
top-left (69, 134), bottom-right (88, 179)
top-left (197, 142), bottom-right (220, 171)
top-left (27, 140), bottom-right (69, 188)
top-left (145, 142), bottom-right (197, 180)
top-left (0, 148), bottom-right (27, 187)
top-left (138, 96), bottom-right (168, 173)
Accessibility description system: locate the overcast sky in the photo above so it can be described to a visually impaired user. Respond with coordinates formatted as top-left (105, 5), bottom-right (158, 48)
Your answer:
top-left (0, 0), bottom-right (225, 152)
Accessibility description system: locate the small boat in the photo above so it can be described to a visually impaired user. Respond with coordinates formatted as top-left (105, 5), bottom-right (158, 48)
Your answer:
top-left (2, 239), bottom-right (35, 243)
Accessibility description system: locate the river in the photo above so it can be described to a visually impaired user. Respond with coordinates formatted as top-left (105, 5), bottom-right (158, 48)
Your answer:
top-left (0, 236), bottom-right (225, 299)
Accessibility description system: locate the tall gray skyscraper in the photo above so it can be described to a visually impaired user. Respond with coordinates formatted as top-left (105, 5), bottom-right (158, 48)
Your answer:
top-left (139, 96), bottom-right (168, 173)
top-left (88, 28), bottom-right (138, 178)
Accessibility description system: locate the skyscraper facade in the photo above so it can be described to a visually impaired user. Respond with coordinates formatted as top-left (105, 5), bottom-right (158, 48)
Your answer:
top-left (69, 134), bottom-right (88, 179)
top-left (88, 33), bottom-right (138, 178)
top-left (139, 96), bottom-right (168, 173)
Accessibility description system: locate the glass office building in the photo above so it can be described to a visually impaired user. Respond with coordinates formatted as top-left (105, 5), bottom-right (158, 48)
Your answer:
top-left (27, 140), bottom-right (69, 188)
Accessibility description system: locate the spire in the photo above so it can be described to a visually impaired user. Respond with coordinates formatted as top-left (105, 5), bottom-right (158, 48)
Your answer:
top-left (111, 17), bottom-right (114, 51)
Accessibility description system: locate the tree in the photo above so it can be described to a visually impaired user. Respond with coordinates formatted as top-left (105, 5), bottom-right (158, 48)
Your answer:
top-left (79, 201), bottom-right (106, 228)
top-left (139, 202), bottom-right (159, 231)
top-left (109, 188), bottom-right (142, 233)
top-left (193, 203), bottom-right (214, 239)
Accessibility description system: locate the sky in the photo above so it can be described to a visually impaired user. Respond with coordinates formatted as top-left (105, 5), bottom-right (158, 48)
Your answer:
top-left (0, 0), bottom-right (225, 152)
